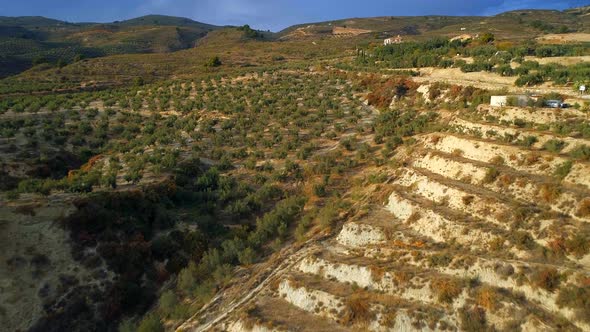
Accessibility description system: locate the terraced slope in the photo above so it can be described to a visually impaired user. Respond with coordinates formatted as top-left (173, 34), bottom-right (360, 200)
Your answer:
top-left (178, 101), bottom-right (590, 331)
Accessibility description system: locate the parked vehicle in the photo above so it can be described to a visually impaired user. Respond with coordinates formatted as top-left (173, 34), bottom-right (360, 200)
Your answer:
top-left (545, 100), bottom-right (568, 108)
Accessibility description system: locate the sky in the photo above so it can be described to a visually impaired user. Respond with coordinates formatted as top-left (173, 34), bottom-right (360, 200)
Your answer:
top-left (1, 0), bottom-right (588, 31)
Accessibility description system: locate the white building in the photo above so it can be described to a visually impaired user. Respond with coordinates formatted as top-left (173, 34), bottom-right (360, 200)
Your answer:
top-left (384, 35), bottom-right (403, 46)
top-left (490, 95), bottom-right (530, 107)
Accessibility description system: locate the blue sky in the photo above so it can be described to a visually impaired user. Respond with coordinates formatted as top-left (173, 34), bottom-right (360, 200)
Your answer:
top-left (0, 0), bottom-right (587, 31)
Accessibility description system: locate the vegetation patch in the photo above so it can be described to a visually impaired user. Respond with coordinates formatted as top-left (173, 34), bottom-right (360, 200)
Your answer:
top-left (431, 278), bottom-right (463, 304)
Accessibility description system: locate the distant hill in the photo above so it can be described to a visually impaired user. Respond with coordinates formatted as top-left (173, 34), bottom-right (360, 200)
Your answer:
top-left (565, 5), bottom-right (590, 15)
top-left (278, 16), bottom-right (479, 40)
top-left (113, 14), bottom-right (218, 29)
top-left (0, 15), bottom-right (220, 78)
top-left (278, 5), bottom-right (590, 41)
top-left (0, 16), bottom-right (77, 27)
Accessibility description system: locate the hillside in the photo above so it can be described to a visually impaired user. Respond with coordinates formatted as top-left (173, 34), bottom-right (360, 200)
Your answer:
top-left (113, 14), bottom-right (218, 28)
top-left (2, 5), bottom-right (589, 79)
top-left (0, 15), bottom-right (220, 78)
top-left (2, 4), bottom-right (590, 332)
top-left (279, 7), bottom-right (590, 41)
top-left (0, 15), bottom-right (79, 27)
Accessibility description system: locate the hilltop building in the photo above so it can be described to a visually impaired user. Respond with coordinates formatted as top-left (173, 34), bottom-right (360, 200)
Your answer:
top-left (450, 34), bottom-right (473, 42)
top-left (384, 35), bottom-right (403, 45)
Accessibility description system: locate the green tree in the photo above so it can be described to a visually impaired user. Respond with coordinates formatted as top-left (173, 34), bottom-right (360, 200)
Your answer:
top-left (137, 313), bottom-right (163, 332)
top-left (159, 290), bottom-right (178, 316)
top-left (479, 33), bottom-right (495, 44)
top-left (238, 247), bottom-right (256, 265)
top-left (178, 263), bottom-right (197, 294)
top-left (133, 77), bottom-right (145, 86)
top-left (205, 56), bottom-right (222, 68)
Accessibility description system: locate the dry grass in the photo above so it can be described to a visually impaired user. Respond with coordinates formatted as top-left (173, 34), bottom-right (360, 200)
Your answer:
top-left (462, 195), bottom-right (475, 205)
top-left (332, 26), bottom-right (372, 36)
top-left (475, 286), bottom-right (498, 311)
top-left (498, 174), bottom-right (515, 187)
top-left (538, 183), bottom-right (561, 204)
top-left (407, 211), bottom-right (421, 224)
top-left (452, 149), bottom-right (464, 157)
top-left (13, 203), bottom-right (39, 216)
top-left (576, 198), bottom-right (590, 217)
top-left (531, 268), bottom-right (561, 292)
top-left (548, 238), bottom-right (568, 256)
top-left (431, 278), bottom-right (463, 304)
top-left (536, 34), bottom-right (590, 44)
top-left (522, 153), bottom-right (540, 166)
top-left (393, 271), bottom-right (411, 286)
top-left (380, 309), bottom-right (398, 328)
top-left (490, 156), bottom-right (505, 165)
top-left (488, 238), bottom-right (505, 251)
top-left (430, 135), bottom-right (442, 144)
top-left (370, 265), bottom-right (386, 282)
top-left (482, 168), bottom-right (500, 184)
top-left (342, 291), bottom-right (373, 326)
top-left (565, 234), bottom-right (590, 258)
top-left (459, 306), bottom-right (489, 332)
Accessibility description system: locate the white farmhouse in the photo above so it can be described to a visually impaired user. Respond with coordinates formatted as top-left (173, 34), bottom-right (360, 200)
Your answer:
top-left (384, 35), bottom-right (403, 45)
top-left (490, 95), bottom-right (530, 107)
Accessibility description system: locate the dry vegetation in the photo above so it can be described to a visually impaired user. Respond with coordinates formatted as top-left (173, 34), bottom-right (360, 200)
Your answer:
top-left (3, 6), bottom-right (590, 332)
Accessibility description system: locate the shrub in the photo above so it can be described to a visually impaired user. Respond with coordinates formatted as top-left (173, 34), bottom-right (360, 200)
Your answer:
top-left (566, 233), bottom-right (590, 257)
top-left (238, 24), bottom-right (263, 39)
top-left (341, 136), bottom-right (356, 151)
top-left (177, 263), bottom-right (197, 295)
top-left (460, 306), bottom-right (489, 332)
top-left (158, 290), bottom-right (178, 316)
top-left (205, 56), bottom-right (222, 68)
top-left (523, 153), bottom-right (540, 166)
top-left (5, 191), bottom-right (19, 200)
top-left (476, 287), bottom-right (498, 311)
top-left (479, 33), bottom-right (495, 43)
top-left (531, 268), bottom-right (561, 292)
top-left (482, 168), bottom-right (500, 184)
top-left (431, 278), bottom-right (463, 303)
top-left (511, 231), bottom-right (536, 250)
top-left (577, 199), bottom-right (590, 217)
top-left (317, 201), bottom-right (340, 229)
top-left (237, 247), bottom-right (256, 265)
top-left (570, 145), bottom-right (590, 160)
top-left (119, 319), bottom-right (137, 332)
top-left (490, 156), bottom-right (504, 165)
top-left (518, 135), bottom-right (538, 148)
top-left (494, 263), bottom-right (514, 277)
top-left (428, 252), bottom-right (453, 267)
top-left (513, 118), bottom-right (528, 128)
top-left (295, 214), bottom-right (313, 242)
top-left (498, 174), bottom-right (515, 187)
top-left (538, 183), bottom-right (560, 203)
top-left (462, 195), bottom-right (475, 205)
top-left (554, 161), bottom-right (573, 180)
top-left (342, 292), bottom-right (372, 325)
top-left (515, 73), bottom-right (544, 87)
top-left (313, 182), bottom-right (327, 197)
top-left (137, 313), bottom-right (164, 332)
top-left (543, 139), bottom-right (567, 153)
top-left (556, 286), bottom-right (590, 323)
